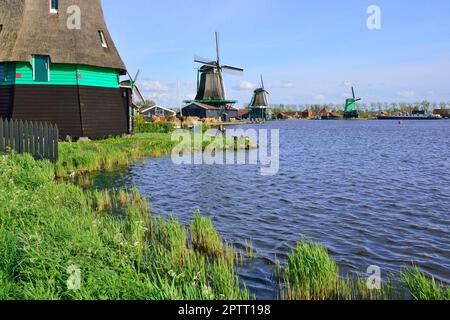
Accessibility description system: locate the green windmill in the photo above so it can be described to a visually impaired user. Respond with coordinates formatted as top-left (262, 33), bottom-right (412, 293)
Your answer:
top-left (344, 87), bottom-right (361, 119)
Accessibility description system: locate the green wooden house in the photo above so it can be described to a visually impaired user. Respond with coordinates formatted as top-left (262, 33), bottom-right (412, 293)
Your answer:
top-left (0, 0), bottom-right (130, 138)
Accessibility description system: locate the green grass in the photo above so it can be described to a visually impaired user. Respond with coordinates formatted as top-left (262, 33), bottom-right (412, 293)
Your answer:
top-left (56, 132), bottom-right (256, 178)
top-left (281, 241), bottom-right (339, 300)
top-left (0, 153), bottom-right (248, 300)
top-left (56, 133), bottom-right (176, 178)
top-left (402, 267), bottom-right (450, 300)
top-left (279, 240), bottom-right (449, 300)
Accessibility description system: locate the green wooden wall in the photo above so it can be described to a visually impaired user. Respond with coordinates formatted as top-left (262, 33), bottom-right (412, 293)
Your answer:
top-left (0, 62), bottom-right (119, 88)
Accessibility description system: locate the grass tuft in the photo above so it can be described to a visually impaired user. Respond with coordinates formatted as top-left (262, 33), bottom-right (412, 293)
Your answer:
top-left (402, 266), bottom-right (450, 300)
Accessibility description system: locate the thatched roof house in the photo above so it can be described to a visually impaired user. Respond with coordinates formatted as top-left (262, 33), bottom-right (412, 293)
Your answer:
top-left (0, 0), bottom-right (130, 138)
top-left (0, 0), bottom-right (126, 72)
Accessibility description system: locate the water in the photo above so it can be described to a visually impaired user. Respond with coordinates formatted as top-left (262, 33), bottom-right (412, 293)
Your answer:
top-left (89, 120), bottom-right (450, 299)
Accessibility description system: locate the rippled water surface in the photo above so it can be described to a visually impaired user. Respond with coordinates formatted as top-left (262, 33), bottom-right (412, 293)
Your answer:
top-left (90, 120), bottom-right (450, 299)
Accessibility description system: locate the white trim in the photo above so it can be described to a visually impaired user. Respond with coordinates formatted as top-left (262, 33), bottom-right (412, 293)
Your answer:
top-left (98, 31), bottom-right (108, 48)
top-left (32, 56), bottom-right (35, 81)
top-left (49, 0), bottom-right (58, 13)
top-left (140, 105), bottom-right (176, 115)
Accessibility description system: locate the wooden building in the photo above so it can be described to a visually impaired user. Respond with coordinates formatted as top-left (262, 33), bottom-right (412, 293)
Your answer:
top-left (0, 0), bottom-right (130, 139)
top-left (140, 105), bottom-right (176, 121)
top-left (182, 102), bottom-right (238, 121)
top-left (434, 109), bottom-right (450, 119)
top-left (302, 109), bottom-right (314, 119)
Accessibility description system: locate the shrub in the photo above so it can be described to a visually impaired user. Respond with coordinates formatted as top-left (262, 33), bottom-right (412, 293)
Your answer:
top-left (135, 122), bottom-right (175, 134)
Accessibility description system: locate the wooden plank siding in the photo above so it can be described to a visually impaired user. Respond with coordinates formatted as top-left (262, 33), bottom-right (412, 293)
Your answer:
top-left (78, 86), bottom-right (128, 139)
top-left (0, 85), bottom-right (14, 118)
top-left (10, 85), bottom-right (82, 138)
top-left (0, 61), bottom-right (129, 139)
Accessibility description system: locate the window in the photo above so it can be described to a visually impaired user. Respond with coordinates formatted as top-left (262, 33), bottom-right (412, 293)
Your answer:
top-left (0, 63), bottom-right (5, 82)
top-left (33, 55), bottom-right (50, 82)
top-left (98, 31), bottom-right (108, 48)
top-left (50, 0), bottom-right (59, 13)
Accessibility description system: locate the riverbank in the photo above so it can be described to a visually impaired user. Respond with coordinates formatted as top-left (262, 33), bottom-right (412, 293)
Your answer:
top-left (56, 132), bottom-right (255, 178)
top-left (0, 153), bottom-right (248, 299)
top-left (0, 135), bottom-right (448, 300)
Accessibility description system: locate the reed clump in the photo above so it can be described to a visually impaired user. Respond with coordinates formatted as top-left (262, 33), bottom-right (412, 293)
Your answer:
top-left (402, 267), bottom-right (450, 300)
top-left (279, 241), bottom-right (449, 301)
top-left (281, 241), bottom-right (339, 300)
top-left (190, 211), bottom-right (224, 258)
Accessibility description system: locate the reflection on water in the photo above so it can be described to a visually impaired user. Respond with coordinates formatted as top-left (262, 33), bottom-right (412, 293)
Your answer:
top-left (89, 120), bottom-right (450, 299)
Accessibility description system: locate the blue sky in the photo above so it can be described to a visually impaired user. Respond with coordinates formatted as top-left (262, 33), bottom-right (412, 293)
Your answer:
top-left (103, 0), bottom-right (450, 107)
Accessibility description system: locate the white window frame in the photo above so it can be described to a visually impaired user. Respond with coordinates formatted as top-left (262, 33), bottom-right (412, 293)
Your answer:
top-left (32, 55), bottom-right (51, 82)
top-left (98, 31), bottom-right (108, 48)
top-left (49, 0), bottom-right (59, 14)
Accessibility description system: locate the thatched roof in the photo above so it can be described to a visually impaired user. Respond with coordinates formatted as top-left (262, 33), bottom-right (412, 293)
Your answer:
top-left (0, 0), bottom-right (126, 73)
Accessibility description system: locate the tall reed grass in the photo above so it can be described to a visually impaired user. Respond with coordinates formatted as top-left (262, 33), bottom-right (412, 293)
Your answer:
top-left (279, 240), bottom-right (449, 300)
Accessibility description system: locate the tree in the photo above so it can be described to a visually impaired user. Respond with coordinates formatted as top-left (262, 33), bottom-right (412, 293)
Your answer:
top-left (421, 100), bottom-right (431, 112)
top-left (143, 100), bottom-right (156, 108)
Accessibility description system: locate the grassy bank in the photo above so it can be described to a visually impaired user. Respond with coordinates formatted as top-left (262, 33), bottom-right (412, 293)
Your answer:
top-left (56, 131), bottom-right (255, 178)
top-left (0, 153), bottom-right (248, 300)
top-left (56, 133), bottom-right (175, 178)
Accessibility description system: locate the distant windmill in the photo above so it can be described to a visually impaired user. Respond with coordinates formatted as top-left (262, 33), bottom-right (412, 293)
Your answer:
top-left (344, 86), bottom-right (361, 119)
top-left (127, 69), bottom-right (146, 107)
top-left (124, 69), bottom-right (146, 133)
top-left (192, 32), bottom-right (244, 113)
top-left (250, 75), bottom-right (270, 107)
top-left (249, 75), bottom-right (270, 120)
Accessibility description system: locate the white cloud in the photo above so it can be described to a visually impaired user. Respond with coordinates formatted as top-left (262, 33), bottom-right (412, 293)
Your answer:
top-left (235, 81), bottom-right (258, 91)
top-left (141, 80), bottom-right (169, 92)
top-left (239, 81), bottom-right (257, 90)
top-left (279, 81), bottom-right (294, 89)
top-left (397, 90), bottom-right (415, 98)
top-left (146, 92), bottom-right (170, 101)
top-left (426, 90), bottom-right (435, 97)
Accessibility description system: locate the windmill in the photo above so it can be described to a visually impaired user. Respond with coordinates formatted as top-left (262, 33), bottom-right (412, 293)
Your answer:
top-left (124, 69), bottom-right (146, 133)
top-left (344, 87), bottom-right (361, 119)
top-left (249, 75), bottom-right (270, 120)
top-left (189, 32), bottom-right (244, 116)
top-left (126, 69), bottom-right (146, 107)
